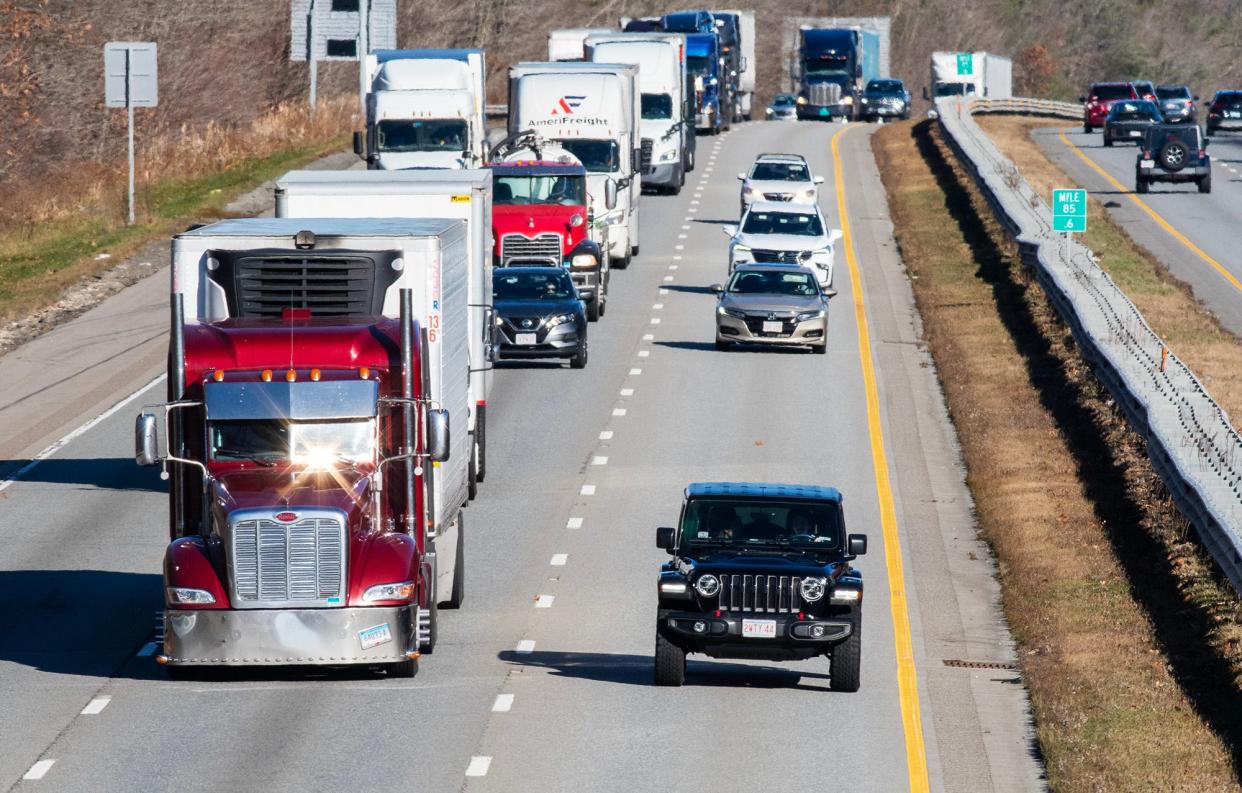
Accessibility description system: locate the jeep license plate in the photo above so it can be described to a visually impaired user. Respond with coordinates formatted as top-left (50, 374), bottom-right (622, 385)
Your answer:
top-left (516, 333), bottom-right (537, 345)
top-left (742, 619), bottom-right (777, 639)
top-left (762, 321), bottom-right (784, 333)
top-left (1140, 159), bottom-right (1154, 168)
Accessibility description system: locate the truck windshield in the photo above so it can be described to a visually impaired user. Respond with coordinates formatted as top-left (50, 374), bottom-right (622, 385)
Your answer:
top-left (934, 83), bottom-right (973, 97)
top-left (681, 498), bottom-right (842, 548)
top-left (687, 56), bottom-right (712, 76)
top-left (742, 210), bottom-right (824, 236)
top-left (804, 58), bottom-right (849, 79)
top-left (210, 418), bottom-right (375, 465)
top-left (375, 119), bottom-right (468, 153)
top-left (494, 270), bottom-right (576, 300)
top-left (642, 93), bottom-right (674, 120)
top-left (555, 140), bottom-right (620, 173)
top-left (494, 175), bottom-right (585, 205)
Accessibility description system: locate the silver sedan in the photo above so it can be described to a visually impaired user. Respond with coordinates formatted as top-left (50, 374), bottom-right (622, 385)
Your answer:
top-left (712, 264), bottom-right (834, 354)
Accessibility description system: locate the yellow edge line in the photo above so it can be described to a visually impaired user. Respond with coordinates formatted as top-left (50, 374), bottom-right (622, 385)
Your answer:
top-left (831, 124), bottom-right (930, 793)
top-left (1057, 128), bottom-right (1242, 292)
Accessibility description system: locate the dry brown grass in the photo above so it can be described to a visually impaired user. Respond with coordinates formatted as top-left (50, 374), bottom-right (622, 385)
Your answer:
top-left (873, 119), bottom-right (1242, 792)
top-left (978, 115), bottom-right (1242, 429)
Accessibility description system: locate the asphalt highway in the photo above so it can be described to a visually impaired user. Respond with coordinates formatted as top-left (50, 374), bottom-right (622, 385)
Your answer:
top-left (0, 121), bottom-right (1044, 792)
top-left (1040, 125), bottom-right (1242, 335)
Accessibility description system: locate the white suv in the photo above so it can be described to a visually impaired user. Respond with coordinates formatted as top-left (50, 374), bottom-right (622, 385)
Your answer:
top-left (725, 201), bottom-right (842, 288)
top-left (737, 153), bottom-right (824, 216)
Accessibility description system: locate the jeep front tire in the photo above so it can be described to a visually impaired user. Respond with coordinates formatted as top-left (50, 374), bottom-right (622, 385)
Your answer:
top-left (829, 615), bottom-right (862, 692)
top-left (653, 631), bottom-right (686, 686)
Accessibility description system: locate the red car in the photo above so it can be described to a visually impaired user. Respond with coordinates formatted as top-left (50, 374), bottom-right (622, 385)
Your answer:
top-left (1080, 82), bottom-right (1138, 132)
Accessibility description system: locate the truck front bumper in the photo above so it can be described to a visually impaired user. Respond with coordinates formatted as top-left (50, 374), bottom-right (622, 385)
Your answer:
top-left (797, 104), bottom-right (849, 120)
top-left (643, 162), bottom-right (680, 188)
top-left (160, 605), bottom-right (416, 666)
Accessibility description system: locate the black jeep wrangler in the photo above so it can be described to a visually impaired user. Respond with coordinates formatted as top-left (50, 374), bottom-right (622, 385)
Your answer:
top-left (1136, 124), bottom-right (1212, 194)
top-left (654, 482), bottom-right (867, 690)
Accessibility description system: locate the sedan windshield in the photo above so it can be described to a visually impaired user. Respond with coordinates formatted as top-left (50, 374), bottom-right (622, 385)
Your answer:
top-left (555, 139), bottom-right (620, 173)
top-left (642, 93), bottom-right (673, 120)
top-left (751, 162), bottom-right (809, 181)
top-left (375, 119), bottom-right (468, 153)
top-left (210, 418), bottom-right (374, 464)
top-left (493, 175), bottom-right (585, 205)
top-left (727, 270), bottom-right (819, 297)
top-left (494, 271), bottom-right (576, 300)
top-left (772, 95), bottom-right (796, 107)
top-left (742, 210), bottom-right (824, 236)
top-left (1156, 86), bottom-right (1190, 100)
top-left (1091, 85), bottom-right (1133, 101)
top-left (681, 498), bottom-right (842, 548)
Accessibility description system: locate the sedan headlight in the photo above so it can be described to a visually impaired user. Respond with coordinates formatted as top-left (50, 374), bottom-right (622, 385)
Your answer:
top-left (810, 246), bottom-right (832, 260)
top-left (800, 577), bottom-right (827, 602)
top-left (694, 574), bottom-right (720, 597)
top-left (795, 309), bottom-right (826, 323)
top-left (570, 253), bottom-right (597, 269)
top-left (860, 97), bottom-right (869, 104)
top-left (546, 313), bottom-right (576, 328)
top-left (363, 581), bottom-right (416, 602)
top-left (732, 243), bottom-right (752, 253)
top-left (801, 189), bottom-right (816, 200)
top-left (718, 306), bottom-right (747, 319)
top-left (167, 587), bottom-right (216, 605)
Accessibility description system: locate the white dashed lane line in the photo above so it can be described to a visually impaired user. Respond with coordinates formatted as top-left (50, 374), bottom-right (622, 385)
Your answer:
top-left (550, 554), bottom-right (568, 566)
top-left (80, 697), bottom-right (111, 715)
top-left (620, 388), bottom-right (634, 396)
top-left (567, 517), bottom-right (584, 529)
top-left (535, 595), bottom-right (555, 609)
top-left (23, 760), bottom-right (55, 780)
top-left (649, 318), bottom-right (661, 324)
top-left (492, 694), bottom-right (515, 712)
top-left (599, 430), bottom-right (614, 439)
top-left (592, 456), bottom-right (608, 465)
top-left (612, 407), bottom-right (628, 416)
top-left (466, 756), bottom-right (492, 777)
top-left (580, 484), bottom-right (596, 495)
top-left (514, 640), bottom-right (536, 654)
top-left (629, 368), bottom-right (642, 375)
top-left (638, 350), bottom-right (650, 358)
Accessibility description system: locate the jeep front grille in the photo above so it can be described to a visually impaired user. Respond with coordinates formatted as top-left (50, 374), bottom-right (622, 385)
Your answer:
top-left (230, 514), bottom-right (346, 608)
top-left (501, 233), bottom-right (561, 266)
top-left (718, 574), bottom-right (803, 613)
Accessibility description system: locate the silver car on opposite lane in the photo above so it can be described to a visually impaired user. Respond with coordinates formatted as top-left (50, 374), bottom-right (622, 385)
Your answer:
top-left (713, 264), bottom-right (833, 354)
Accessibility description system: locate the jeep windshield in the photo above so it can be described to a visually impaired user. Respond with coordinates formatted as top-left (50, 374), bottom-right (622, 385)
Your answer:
top-left (493, 174), bottom-right (585, 205)
top-left (681, 498), bottom-right (842, 549)
top-left (210, 418), bottom-right (375, 465)
top-left (555, 140), bottom-right (620, 173)
top-left (375, 119), bottom-right (468, 152)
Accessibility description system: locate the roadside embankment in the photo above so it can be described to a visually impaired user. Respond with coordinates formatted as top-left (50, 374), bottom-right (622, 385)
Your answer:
top-left (873, 118), bottom-right (1242, 792)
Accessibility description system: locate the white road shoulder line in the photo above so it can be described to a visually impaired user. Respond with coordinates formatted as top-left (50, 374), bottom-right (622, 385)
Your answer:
top-left (0, 373), bottom-right (165, 492)
top-left (466, 756), bottom-right (492, 777)
top-left (23, 760), bottom-right (55, 780)
top-left (492, 694), bottom-right (515, 712)
top-left (81, 696), bottom-right (111, 715)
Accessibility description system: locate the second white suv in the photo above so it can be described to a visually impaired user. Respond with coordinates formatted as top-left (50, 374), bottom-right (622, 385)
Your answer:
top-left (737, 153), bottom-right (824, 216)
top-left (725, 201), bottom-right (842, 288)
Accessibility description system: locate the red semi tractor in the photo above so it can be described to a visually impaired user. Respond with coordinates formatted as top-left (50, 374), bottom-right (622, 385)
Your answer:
top-left (137, 292), bottom-right (447, 677)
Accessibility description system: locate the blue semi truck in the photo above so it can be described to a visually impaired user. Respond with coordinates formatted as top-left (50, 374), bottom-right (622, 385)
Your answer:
top-left (685, 31), bottom-right (729, 134)
top-left (794, 27), bottom-right (880, 121)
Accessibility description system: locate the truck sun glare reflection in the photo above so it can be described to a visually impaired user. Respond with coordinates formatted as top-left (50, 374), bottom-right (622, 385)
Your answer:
top-left (210, 418), bottom-right (376, 470)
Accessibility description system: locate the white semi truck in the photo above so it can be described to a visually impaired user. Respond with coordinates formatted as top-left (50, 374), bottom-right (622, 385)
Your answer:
top-left (354, 49), bottom-right (487, 170)
top-left (508, 62), bottom-right (642, 267)
top-left (171, 217), bottom-right (473, 607)
top-left (585, 32), bottom-right (692, 194)
top-left (273, 170), bottom-right (495, 495)
top-left (929, 51), bottom-right (1012, 100)
top-left (548, 28), bottom-right (614, 61)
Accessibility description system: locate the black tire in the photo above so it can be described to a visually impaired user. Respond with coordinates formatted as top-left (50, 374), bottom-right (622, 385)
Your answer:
top-left (1199, 172), bottom-right (1212, 194)
top-left (715, 338), bottom-right (730, 352)
top-left (1083, 123), bottom-right (1092, 134)
top-left (613, 254), bottom-right (630, 270)
top-left (631, 244), bottom-right (639, 257)
top-left (653, 631), bottom-right (686, 686)
top-left (570, 340), bottom-right (588, 369)
top-left (813, 341), bottom-right (827, 355)
top-left (1136, 176), bottom-right (1149, 194)
top-left (1103, 134), bottom-right (1113, 147)
top-left (475, 404), bottom-right (486, 482)
top-left (442, 514), bottom-right (465, 609)
top-left (598, 291), bottom-right (607, 317)
top-left (1158, 140), bottom-right (1188, 171)
top-left (467, 439), bottom-right (478, 500)
top-left (829, 615), bottom-right (862, 692)
top-left (387, 656), bottom-right (418, 678)
top-left (586, 295), bottom-right (601, 322)
top-left (686, 147), bottom-right (695, 172)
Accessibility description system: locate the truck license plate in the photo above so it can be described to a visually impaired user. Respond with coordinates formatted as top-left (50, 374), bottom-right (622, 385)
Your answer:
top-left (1140, 159), bottom-right (1154, 168)
top-left (358, 623), bottom-right (392, 650)
top-left (516, 333), bottom-right (537, 345)
top-left (762, 321), bottom-right (784, 333)
top-left (1129, 130), bottom-right (1140, 137)
top-left (742, 619), bottom-right (777, 639)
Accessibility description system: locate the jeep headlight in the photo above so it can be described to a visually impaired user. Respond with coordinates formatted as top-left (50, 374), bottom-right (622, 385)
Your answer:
top-left (694, 574), bottom-right (720, 597)
top-left (800, 577), bottom-right (827, 602)
top-left (546, 313), bottom-right (575, 328)
top-left (570, 253), bottom-right (597, 269)
top-left (795, 309), bottom-right (826, 323)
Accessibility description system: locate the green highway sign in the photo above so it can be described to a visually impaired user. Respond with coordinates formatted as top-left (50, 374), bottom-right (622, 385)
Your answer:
top-left (956, 52), bottom-right (973, 76)
top-left (1052, 188), bottom-right (1087, 232)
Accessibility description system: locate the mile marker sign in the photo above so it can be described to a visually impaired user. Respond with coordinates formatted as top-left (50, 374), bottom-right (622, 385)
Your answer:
top-left (1052, 188), bottom-right (1086, 232)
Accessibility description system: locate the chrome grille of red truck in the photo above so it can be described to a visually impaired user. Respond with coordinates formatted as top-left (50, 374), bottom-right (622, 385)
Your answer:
top-left (231, 514), bottom-right (346, 608)
top-left (500, 233), bottom-right (561, 266)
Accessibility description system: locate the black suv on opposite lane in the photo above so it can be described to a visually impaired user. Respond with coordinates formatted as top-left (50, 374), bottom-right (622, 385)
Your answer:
top-left (859, 79), bottom-right (911, 122)
top-left (654, 482), bottom-right (867, 690)
top-left (1206, 90), bottom-right (1242, 133)
top-left (1136, 124), bottom-right (1212, 194)
top-left (1104, 100), bottom-right (1163, 146)
top-left (493, 267), bottom-right (589, 368)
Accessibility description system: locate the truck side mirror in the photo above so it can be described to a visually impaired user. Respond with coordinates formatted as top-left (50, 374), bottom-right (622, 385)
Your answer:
top-left (604, 179), bottom-right (618, 210)
top-left (427, 409), bottom-right (450, 462)
top-left (135, 413), bottom-right (160, 466)
top-left (352, 131), bottom-right (365, 157)
top-left (656, 526), bottom-right (677, 551)
top-left (847, 533), bottom-right (867, 557)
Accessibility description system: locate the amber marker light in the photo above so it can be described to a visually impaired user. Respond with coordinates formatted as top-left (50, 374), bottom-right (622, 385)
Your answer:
top-left (286, 369), bottom-right (297, 382)
top-left (310, 368), bottom-right (321, 381)
top-left (212, 370), bottom-right (224, 382)
top-left (359, 366), bottom-right (370, 380)
top-left (261, 369), bottom-right (273, 382)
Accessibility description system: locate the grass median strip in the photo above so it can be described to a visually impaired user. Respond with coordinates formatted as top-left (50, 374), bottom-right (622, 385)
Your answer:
top-left (873, 119), bottom-right (1242, 792)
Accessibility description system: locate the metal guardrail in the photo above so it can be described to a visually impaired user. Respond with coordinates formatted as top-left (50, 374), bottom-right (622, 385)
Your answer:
top-left (936, 96), bottom-right (1242, 593)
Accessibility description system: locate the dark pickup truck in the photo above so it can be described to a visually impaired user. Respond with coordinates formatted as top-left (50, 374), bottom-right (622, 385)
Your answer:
top-left (654, 482), bottom-right (867, 690)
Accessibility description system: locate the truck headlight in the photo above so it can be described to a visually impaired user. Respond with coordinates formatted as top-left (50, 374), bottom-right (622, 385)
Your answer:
top-left (843, 96), bottom-right (854, 106)
top-left (795, 309), bottom-right (826, 323)
top-left (167, 587), bottom-right (216, 605)
top-left (800, 577), bottom-right (827, 602)
top-left (860, 97), bottom-right (869, 104)
top-left (363, 581), bottom-right (416, 602)
top-left (796, 96), bottom-right (807, 105)
top-left (570, 253), bottom-right (597, 269)
top-left (694, 574), bottom-right (720, 597)
top-left (570, 213), bottom-right (584, 228)
top-left (546, 313), bottom-right (575, 328)
top-left (659, 148), bottom-right (677, 163)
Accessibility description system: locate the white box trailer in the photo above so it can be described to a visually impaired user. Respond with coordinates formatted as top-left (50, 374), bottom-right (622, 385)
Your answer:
top-left (508, 62), bottom-right (642, 266)
top-left (718, 9), bottom-right (756, 119)
top-left (548, 28), bottom-right (614, 61)
top-left (585, 33), bottom-right (691, 194)
top-left (171, 217), bottom-right (471, 599)
top-left (358, 49), bottom-right (487, 170)
top-left (930, 51), bottom-right (1012, 100)
top-left (274, 170), bottom-right (495, 488)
